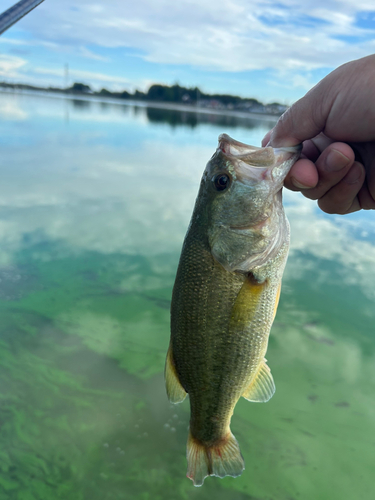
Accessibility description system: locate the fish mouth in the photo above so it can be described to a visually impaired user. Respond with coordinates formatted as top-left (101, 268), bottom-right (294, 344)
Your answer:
top-left (218, 134), bottom-right (275, 167)
top-left (217, 133), bottom-right (301, 184)
top-left (218, 133), bottom-right (301, 162)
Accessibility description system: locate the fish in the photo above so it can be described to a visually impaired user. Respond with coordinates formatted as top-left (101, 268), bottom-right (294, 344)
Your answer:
top-left (165, 133), bottom-right (301, 486)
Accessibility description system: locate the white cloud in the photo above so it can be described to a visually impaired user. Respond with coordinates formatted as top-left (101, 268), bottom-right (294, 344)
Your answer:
top-left (0, 37), bottom-right (29, 46)
top-left (34, 66), bottom-right (132, 86)
top-left (0, 59), bottom-right (151, 92)
top-left (0, 0), bottom-right (374, 100)
top-left (9, 0), bottom-right (375, 74)
top-left (78, 46), bottom-right (109, 62)
top-left (0, 36), bottom-right (59, 50)
top-left (0, 54), bottom-right (26, 77)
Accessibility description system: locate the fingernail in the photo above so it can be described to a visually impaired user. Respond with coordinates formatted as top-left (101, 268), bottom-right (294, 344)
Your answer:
top-left (325, 149), bottom-right (351, 172)
top-left (290, 177), bottom-right (313, 189)
top-left (344, 162), bottom-right (363, 185)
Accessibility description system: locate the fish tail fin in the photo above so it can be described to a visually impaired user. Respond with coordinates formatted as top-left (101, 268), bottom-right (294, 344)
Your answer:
top-left (186, 429), bottom-right (245, 487)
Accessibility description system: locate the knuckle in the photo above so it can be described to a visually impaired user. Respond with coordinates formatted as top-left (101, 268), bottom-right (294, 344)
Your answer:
top-left (302, 191), bottom-right (318, 200)
top-left (361, 200), bottom-right (375, 210)
top-left (358, 187), bottom-right (375, 210)
top-left (317, 197), bottom-right (349, 215)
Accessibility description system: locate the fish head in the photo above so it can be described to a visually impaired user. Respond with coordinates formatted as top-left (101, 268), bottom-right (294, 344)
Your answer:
top-left (199, 134), bottom-right (301, 273)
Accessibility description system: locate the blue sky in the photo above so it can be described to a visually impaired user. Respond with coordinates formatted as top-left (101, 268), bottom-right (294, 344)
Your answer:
top-left (0, 0), bottom-right (375, 103)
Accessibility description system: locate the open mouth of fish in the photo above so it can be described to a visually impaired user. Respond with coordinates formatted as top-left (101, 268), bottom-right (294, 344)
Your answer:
top-left (217, 133), bottom-right (301, 184)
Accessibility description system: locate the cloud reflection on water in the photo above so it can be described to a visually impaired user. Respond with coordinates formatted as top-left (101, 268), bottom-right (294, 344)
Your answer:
top-left (0, 92), bottom-right (374, 300)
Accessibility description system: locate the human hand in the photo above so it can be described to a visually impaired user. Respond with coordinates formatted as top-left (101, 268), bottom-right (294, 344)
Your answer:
top-left (262, 55), bottom-right (375, 214)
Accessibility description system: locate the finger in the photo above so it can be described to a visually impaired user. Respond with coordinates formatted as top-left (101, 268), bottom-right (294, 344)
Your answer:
top-left (262, 130), bottom-right (272, 147)
top-left (357, 182), bottom-right (375, 210)
top-left (298, 143), bottom-right (355, 201)
top-left (317, 161), bottom-right (366, 214)
top-left (284, 158), bottom-right (319, 191)
top-left (309, 133), bottom-right (335, 153)
top-left (301, 139), bottom-right (321, 162)
top-left (296, 134), bottom-right (334, 163)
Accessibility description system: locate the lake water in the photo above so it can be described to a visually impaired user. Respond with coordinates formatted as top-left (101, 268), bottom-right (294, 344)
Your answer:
top-left (0, 91), bottom-right (374, 500)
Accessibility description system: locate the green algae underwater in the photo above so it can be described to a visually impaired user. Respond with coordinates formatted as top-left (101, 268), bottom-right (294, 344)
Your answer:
top-left (0, 92), bottom-right (374, 500)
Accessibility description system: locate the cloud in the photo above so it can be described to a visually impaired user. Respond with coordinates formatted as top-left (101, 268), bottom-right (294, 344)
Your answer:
top-left (0, 37), bottom-right (30, 46)
top-left (78, 46), bottom-right (109, 62)
top-left (33, 66), bottom-right (132, 86)
top-left (0, 54), bottom-right (26, 77)
top-left (0, 57), bottom-right (150, 92)
top-left (1, 0), bottom-right (375, 100)
top-left (11, 0), bottom-right (375, 75)
top-left (0, 36), bottom-right (59, 50)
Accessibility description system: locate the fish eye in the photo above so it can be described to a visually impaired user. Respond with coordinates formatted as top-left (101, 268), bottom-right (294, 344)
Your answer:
top-left (213, 173), bottom-right (231, 191)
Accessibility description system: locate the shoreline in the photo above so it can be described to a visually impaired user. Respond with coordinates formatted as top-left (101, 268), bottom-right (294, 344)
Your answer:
top-left (0, 87), bottom-right (280, 122)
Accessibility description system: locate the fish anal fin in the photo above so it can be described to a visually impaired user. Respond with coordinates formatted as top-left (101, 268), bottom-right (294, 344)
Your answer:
top-left (164, 345), bottom-right (187, 404)
top-left (242, 359), bottom-right (275, 402)
top-left (186, 430), bottom-right (245, 487)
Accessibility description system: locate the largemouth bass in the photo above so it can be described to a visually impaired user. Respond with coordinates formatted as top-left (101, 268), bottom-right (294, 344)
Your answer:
top-left (165, 134), bottom-right (301, 486)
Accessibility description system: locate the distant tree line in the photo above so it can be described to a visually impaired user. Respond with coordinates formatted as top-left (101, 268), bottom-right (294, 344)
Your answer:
top-left (96, 83), bottom-right (265, 108)
top-left (0, 81), bottom-right (287, 115)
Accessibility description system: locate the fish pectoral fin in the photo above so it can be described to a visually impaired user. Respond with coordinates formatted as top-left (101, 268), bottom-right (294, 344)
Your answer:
top-left (164, 346), bottom-right (187, 404)
top-left (242, 359), bottom-right (275, 403)
top-left (273, 282), bottom-right (282, 321)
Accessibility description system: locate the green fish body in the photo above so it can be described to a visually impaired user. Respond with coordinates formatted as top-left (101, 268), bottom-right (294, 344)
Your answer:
top-left (165, 134), bottom-right (301, 486)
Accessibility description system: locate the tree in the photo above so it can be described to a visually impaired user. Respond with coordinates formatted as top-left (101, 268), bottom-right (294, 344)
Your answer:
top-left (68, 82), bottom-right (92, 93)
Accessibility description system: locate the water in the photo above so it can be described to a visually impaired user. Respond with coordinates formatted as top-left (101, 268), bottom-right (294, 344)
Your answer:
top-left (0, 91), bottom-right (374, 500)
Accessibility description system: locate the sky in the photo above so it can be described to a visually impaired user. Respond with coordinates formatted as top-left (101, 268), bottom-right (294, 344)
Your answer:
top-left (0, 0), bottom-right (375, 103)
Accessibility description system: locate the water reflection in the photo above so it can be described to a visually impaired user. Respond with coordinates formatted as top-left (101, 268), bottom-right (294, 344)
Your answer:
top-left (145, 105), bottom-right (277, 129)
top-left (0, 91), bottom-right (374, 500)
top-left (72, 98), bottom-right (91, 109)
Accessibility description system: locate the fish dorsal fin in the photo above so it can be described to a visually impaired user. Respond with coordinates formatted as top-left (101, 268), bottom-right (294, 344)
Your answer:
top-left (242, 359), bottom-right (275, 402)
top-left (165, 346), bottom-right (187, 404)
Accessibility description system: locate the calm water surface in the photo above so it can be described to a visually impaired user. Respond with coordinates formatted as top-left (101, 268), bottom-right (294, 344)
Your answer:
top-left (0, 92), bottom-right (374, 500)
